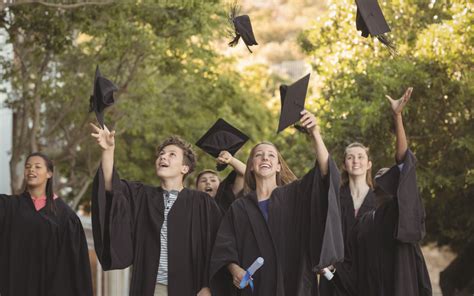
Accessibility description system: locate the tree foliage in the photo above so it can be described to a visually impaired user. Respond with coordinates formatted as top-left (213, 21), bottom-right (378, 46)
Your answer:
top-left (298, 0), bottom-right (473, 250)
top-left (0, 1), bottom-right (274, 207)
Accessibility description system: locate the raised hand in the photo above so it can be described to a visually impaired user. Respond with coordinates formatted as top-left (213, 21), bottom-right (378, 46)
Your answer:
top-left (385, 87), bottom-right (413, 115)
top-left (90, 123), bottom-right (115, 150)
top-left (300, 109), bottom-right (320, 134)
top-left (217, 151), bottom-right (233, 165)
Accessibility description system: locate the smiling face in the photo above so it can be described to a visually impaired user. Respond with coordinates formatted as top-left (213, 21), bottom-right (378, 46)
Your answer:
top-left (155, 144), bottom-right (190, 180)
top-left (24, 156), bottom-right (52, 191)
top-left (196, 172), bottom-right (220, 198)
top-left (250, 143), bottom-right (281, 180)
top-left (344, 146), bottom-right (372, 179)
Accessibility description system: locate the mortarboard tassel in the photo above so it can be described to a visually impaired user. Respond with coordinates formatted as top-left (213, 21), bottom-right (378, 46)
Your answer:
top-left (227, 2), bottom-right (240, 46)
top-left (228, 34), bottom-right (241, 47)
top-left (227, 2), bottom-right (253, 53)
top-left (376, 35), bottom-right (397, 55)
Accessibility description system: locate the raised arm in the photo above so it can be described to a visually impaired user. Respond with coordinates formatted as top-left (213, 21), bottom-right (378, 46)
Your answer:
top-left (300, 109), bottom-right (329, 176)
top-left (90, 123), bottom-right (116, 191)
top-left (386, 87), bottom-right (412, 163)
top-left (217, 151), bottom-right (246, 195)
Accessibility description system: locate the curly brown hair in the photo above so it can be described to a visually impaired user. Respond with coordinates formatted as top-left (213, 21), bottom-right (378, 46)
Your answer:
top-left (156, 136), bottom-right (196, 180)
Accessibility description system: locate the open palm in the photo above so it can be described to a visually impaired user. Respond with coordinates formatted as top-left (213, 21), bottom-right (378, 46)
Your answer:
top-left (385, 87), bottom-right (413, 115)
top-left (90, 123), bottom-right (115, 150)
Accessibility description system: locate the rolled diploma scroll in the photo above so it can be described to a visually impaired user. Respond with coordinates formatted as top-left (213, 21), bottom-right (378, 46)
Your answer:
top-left (239, 257), bottom-right (264, 289)
top-left (322, 267), bottom-right (334, 280)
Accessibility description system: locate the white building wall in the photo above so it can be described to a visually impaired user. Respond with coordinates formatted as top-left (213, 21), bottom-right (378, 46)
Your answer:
top-left (0, 27), bottom-right (13, 194)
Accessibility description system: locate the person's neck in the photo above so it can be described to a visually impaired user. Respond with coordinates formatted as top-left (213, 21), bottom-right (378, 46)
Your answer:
top-left (348, 175), bottom-right (370, 199)
top-left (255, 176), bottom-right (278, 202)
top-left (160, 176), bottom-right (184, 192)
top-left (28, 186), bottom-right (46, 199)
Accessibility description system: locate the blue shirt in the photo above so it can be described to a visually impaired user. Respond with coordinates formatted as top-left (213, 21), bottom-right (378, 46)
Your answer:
top-left (258, 199), bottom-right (270, 221)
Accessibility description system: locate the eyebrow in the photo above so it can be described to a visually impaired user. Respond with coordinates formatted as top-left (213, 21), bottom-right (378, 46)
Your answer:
top-left (346, 153), bottom-right (364, 156)
top-left (255, 149), bottom-right (275, 153)
top-left (163, 149), bottom-right (178, 153)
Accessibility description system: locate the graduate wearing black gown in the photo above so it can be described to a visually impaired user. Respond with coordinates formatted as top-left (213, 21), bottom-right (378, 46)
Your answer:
top-left (90, 125), bottom-right (221, 296)
top-left (327, 87), bottom-right (432, 296)
top-left (196, 151), bottom-right (246, 213)
top-left (319, 143), bottom-right (376, 296)
top-left (210, 110), bottom-right (344, 296)
top-left (0, 152), bottom-right (92, 296)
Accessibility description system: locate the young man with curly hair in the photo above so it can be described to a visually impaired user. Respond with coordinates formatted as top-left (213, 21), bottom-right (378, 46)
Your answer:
top-left (90, 125), bottom-right (221, 296)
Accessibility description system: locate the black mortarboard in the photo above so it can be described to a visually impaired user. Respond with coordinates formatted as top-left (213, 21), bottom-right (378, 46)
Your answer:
top-left (228, 4), bottom-right (258, 53)
top-left (355, 0), bottom-right (396, 53)
top-left (89, 65), bottom-right (118, 128)
top-left (277, 73), bottom-right (311, 134)
top-left (196, 118), bottom-right (249, 171)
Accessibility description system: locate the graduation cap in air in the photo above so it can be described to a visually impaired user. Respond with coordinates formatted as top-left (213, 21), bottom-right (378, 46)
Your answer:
top-left (355, 0), bottom-right (396, 53)
top-left (196, 118), bottom-right (249, 171)
top-left (228, 4), bottom-right (258, 53)
top-left (89, 65), bottom-right (118, 128)
top-left (277, 73), bottom-right (311, 134)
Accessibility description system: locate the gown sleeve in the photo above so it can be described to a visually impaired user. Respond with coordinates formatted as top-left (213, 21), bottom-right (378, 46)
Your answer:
top-left (209, 206), bottom-right (240, 295)
top-left (50, 214), bottom-right (93, 296)
top-left (195, 196), bottom-right (223, 290)
top-left (214, 171), bottom-right (238, 213)
top-left (374, 149), bottom-right (426, 243)
top-left (91, 165), bottom-right (145, 270)
top-left (280, 156), bottom-right (344, 271)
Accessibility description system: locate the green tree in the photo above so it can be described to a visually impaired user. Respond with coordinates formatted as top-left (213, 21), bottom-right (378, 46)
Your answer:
top-left (298, 0), bottom-right (473, 288)
top-left (0, 1), bottom-right (274, 207)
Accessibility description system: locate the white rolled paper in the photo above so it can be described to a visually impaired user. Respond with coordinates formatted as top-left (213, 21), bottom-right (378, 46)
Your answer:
top-left (322, 267), bottom-right (334, 280)
top-left (247, 257), bottom-right (264, 275)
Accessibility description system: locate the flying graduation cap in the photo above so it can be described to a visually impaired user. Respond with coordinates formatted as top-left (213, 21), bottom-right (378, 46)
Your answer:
top-left (355, 0), bottom-right (396, 53)
top-left (228, 3), bottom-right (258, 53)
top-left (277, 73), bottom-right (311, 134)
top-left (196, 118), bottom-right (249, 171)
top-left (89, 65), bottom-right (118, 128)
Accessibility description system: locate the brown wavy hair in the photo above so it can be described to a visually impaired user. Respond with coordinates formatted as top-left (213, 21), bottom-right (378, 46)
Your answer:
top-left (156, 136), bottom-right (196, 180)
top-left (244, 142), bottom-right (297, 193)
top-left (341, 142), bottom-right (373, 188)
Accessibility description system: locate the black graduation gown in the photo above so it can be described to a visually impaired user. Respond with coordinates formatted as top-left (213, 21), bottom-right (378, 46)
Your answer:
top-left (215, 171), bottom-right (243, 213)
top-left (210, 157), bottom-right (344, 296)
top-left (333, 150), bottom-right (432, 296)
top-left (319, 185), bottom-right (375, 296)
top-left (91, 166), bottom-right (222, 296)
top-left (0, 193), bottom-right (93, 296)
